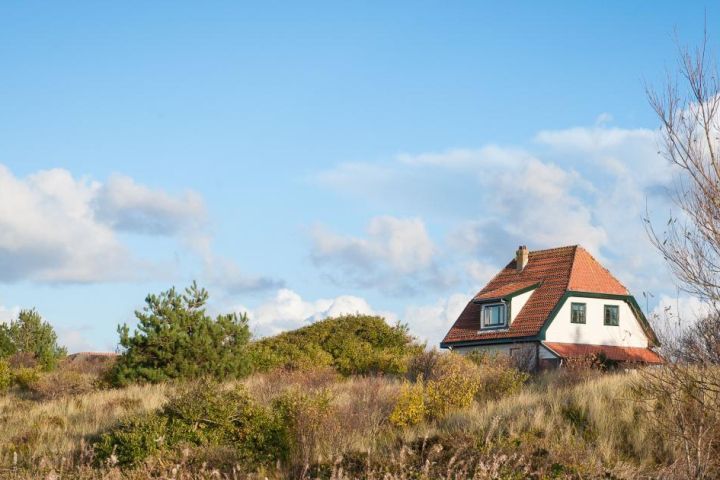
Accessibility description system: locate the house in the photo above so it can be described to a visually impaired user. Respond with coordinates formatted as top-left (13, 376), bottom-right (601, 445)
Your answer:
top-left (440, 245), bottom-right (663, 368)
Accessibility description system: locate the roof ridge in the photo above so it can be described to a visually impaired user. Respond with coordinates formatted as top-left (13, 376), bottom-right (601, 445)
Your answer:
top-left (529, 244), bottom-right (578, 255)
top-left (563, 245), bottom-right (579, 291)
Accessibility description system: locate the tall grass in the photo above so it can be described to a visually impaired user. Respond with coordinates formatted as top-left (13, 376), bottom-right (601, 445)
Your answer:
top-left (0, 383), bottom-right (170, 470)
top-left (0, 368), bottom-right (670, 479)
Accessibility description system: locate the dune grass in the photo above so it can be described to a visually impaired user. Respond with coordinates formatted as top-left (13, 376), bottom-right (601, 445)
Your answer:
top-left (0, 382), bottom-right (171, 470)
top-left (0, 368), bottom-right (670, 479)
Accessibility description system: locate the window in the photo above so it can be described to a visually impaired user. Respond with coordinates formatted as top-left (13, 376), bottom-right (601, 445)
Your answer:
top-left (570, 302), bottom-right (586, 324)
top-left (481, 303), bottom-right (506, 329)
top-left (604, 305), bottom-right (619, 326)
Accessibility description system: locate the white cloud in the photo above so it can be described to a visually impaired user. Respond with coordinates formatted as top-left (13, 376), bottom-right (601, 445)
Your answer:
top-left (0, 304), bottom-right (20, 324)
top-left (190, 235), bottom-right (284, 294)
top-left (402, 293), bottom-right (469, 346)
top-left (93, 174), bottom-right (206, 235)
top-left (651, 294), bottom-right (711, 325)
top-left (0, 164), bottom-right (270, 288)
top-left (397, 145), bottom-right (535, 169)
top-left (465, 259), bottom-right (499, 286)
top-left (0, 166), bottom-right (136, 283)
top-left (59, 328), bottom-right (99, 353)
top-left (237, 288), bottom-right (396, 337)
top-left (315, 119), bottom-right (677, 301)
top-left (310, 216), bottom-right (451, 294)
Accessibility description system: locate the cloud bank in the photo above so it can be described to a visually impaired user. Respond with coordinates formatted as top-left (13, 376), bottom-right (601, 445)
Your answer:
top-left (0, 165), bottom-right (278, 292)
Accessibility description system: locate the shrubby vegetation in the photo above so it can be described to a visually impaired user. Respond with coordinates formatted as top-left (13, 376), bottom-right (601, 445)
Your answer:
top-left (248, 314), bottom-right (423, 375)
top-left (0, 308), bottom-right (66, 370)
top-left (95, 381), bottom-right (287, 468)
top-left (0, 280), bottom-right (712, 479)
top-left (0, 308), bottom-right (68, 393)
top-left (111, 282), bottom-right (253, 386)
top-left (0, 346), bottom-right (678, 480)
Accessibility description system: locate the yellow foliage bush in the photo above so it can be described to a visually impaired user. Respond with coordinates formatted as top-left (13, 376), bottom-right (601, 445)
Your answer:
top-left (391, 353), bottom-right (483, 426)
top-left (389, 378), bottom-right (426, 427)
top-left (12, 367), bottom-right (41, 390)
top-left (425, 353), bottom-right (481, 418)
top-left (0, 359), bottom-right (10, 392)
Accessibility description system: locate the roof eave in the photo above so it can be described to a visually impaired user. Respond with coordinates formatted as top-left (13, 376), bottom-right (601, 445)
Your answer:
top-left (440, 335), bottom-right (539, 349)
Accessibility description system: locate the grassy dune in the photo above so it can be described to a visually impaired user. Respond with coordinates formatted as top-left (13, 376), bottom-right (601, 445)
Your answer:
top-left (0, 367), bottom-right (670, 479)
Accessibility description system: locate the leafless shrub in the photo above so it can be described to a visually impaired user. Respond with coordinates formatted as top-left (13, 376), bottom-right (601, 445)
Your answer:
top-left (639, 27), bottom-right (720, 480)
top-left (634, 365), bottom-right (720, 479)
top-left (405, 348), bottom-right (440, 382)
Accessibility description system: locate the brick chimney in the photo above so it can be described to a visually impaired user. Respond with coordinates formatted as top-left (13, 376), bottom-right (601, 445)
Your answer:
top-left (516, 245), bottom-right (529, 272)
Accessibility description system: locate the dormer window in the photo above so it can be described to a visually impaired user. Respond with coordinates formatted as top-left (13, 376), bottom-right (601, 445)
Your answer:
top-left (481, 302), bottom-right (507, 329)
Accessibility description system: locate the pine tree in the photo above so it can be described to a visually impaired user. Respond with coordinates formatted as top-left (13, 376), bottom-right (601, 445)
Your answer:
top-left (111, 282), bottom-right (252, 385)
top-left (0, 308), bottom-right (67, 370)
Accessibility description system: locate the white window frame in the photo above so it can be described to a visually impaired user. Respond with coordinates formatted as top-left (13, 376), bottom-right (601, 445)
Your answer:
top-left (480, 302), bottom-right (507, 330)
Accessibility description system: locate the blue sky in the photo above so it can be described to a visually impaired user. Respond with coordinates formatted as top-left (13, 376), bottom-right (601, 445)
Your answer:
top-left (0, 1), bottom-right (715, 351)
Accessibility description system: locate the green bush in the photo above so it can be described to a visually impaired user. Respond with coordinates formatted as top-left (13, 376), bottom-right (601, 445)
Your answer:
top-left (110, 282), bottom-right (253, 385)
top-left (93, 412), bottom-right (168, 466)
top-left (0, 359), bottom-right (11, 392)
top-left (94, 381), bottom-right (287, 468)
top-left (0, 309), bottom-right (66, 370)
top-left (249, 314), bottom-right (422, 376)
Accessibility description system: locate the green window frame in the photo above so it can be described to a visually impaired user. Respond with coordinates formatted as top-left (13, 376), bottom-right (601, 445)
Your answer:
top-left (604, 305), bottom-right (619, 326)
top-left (570, 302), bottom-right (586, 324)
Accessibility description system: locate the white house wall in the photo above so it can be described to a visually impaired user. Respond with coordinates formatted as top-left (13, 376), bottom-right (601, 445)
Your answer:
top-left (543, 296), bottom-right (648, 348)
top-left (510, 289), bottom-right (534, 324)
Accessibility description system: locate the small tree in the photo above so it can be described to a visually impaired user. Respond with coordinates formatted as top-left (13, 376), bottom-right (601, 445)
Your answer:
top-left (0, 309), bottom-right (66, 370)
top-left (111, 282), bottom-right (252, 385)
top-left (641, 29), bottom-right (720, 479)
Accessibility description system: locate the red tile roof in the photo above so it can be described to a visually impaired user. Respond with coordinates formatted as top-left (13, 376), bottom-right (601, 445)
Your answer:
top-left (543, 342), bottom-right (664, 364)
top-left (441, 245), bottom-right (632, 345)
top-left (473, 280), bottom-right (539, 302)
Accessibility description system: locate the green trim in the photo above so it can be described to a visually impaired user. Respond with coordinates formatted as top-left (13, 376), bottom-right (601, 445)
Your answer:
top-left (440, 337), bottom-right (538, 349)
top-left (537, 291), bottom-right (660, 346)
top-left (502, 282), bottom-right (541, 301)
top-left (570, 302), bottom-right (586, 324)
top-left (472, 282), bottom-right (541, 304)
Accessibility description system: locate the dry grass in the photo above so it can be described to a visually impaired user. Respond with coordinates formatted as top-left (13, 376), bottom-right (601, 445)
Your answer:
top-left (0, 367), bottom-right (674, 479)
top-left (0, 382), bottom-right (171, 470)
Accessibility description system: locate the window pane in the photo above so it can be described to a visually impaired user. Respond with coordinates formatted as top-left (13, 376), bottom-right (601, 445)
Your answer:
top-left (483, 304), bottom-right (505, 327)
top-left (571, 303), bottom-right (586, 324)
top-left (604, 305), bottom-right (619, 326)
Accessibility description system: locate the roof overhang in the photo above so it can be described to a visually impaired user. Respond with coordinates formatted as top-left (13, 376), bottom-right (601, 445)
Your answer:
top-left (440, 335), bottom-right (538, 349)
